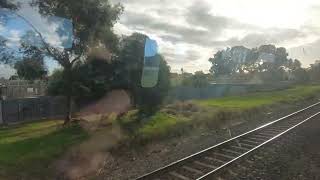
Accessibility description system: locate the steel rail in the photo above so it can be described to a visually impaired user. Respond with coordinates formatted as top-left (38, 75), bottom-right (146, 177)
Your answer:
top-left (135, 101), bottom-right (320, 180)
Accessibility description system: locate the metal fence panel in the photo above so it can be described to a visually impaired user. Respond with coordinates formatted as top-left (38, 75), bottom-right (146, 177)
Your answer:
top-left (0, 96), bottom-right (67, 124)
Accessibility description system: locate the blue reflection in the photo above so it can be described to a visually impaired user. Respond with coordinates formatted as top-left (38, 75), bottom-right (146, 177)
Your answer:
top-left (141, 37), bottom-right (160, 88)
top-left (144, 38), bottom-right (158, 57)
top-left (0, 9), bottom-right (73, 49)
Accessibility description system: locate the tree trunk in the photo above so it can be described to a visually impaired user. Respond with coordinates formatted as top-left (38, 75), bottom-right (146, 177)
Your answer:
top-left (63, 65), bottom-right (73, 125)
top-left (64, 94), bottom-right (72, 124)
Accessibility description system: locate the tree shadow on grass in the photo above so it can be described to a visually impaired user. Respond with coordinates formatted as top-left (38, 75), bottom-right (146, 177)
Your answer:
top-left (0, 124), bottom-right (88, 179)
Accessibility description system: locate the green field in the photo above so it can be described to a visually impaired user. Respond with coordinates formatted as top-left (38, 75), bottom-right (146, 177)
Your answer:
top-left (0, 120), bottom-right (88, 179)
top-left (198, 85), bottom-right (320, 109)
top-left (135, 85), bottom-right (320, 140)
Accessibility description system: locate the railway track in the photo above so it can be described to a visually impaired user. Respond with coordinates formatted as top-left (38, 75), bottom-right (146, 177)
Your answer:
top-left (136, 102), bottom-right (320, 180)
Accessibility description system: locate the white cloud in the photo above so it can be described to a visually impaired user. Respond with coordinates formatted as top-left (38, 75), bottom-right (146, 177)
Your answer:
top-left (2, 0), bottom-right (319, 74)
top-left (0, 64), bottom-right (15, 78)
top-left (112, 0), bottom-right (320, 72)
top-left (16, 1), bottom-right (72, 48)
top-left (0, 24), bottom-right (4, 33)
top-left (5, 29), bottom-right (21, 47)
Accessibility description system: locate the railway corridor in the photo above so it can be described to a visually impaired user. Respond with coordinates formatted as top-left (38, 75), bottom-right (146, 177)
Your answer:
top-left (136, 102), bottom-right (320, 180)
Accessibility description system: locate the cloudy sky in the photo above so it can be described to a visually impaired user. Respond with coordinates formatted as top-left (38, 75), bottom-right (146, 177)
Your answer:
top-left (1, 0), bottom-right (320, 78)
top-left (111, 0), bottom-right (320, 72)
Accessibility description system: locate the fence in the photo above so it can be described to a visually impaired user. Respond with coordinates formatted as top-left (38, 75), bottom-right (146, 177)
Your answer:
top-left (0, 96), bottom-right (67, 125)
top-left (167, 82), bottom-right (294, 101)
top-left (0, 79), bottom-right (47, 99)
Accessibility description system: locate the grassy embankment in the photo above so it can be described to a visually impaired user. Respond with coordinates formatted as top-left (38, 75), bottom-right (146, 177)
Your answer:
top-left (1, 85), bottom-right (319, 178)
top-left (121, 85), bottom-right (320, 142)
top-left (0, 120), bottom-right (88, 179)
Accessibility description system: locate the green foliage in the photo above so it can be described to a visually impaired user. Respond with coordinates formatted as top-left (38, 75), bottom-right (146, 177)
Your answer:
top-left (48, 58), bottom-right (119, 105)
top-left (32, 0), bottom-right (123, 52)
top-left (3, 0), bottom-right (124, 122)
top-left (182, 71), bottom-right (210, 88)
top-left (209, 49), bottom-right (235, 76)
top-left (136, 112), bottom-right (190, 139)
top-left (0, 36), bottom-right (16, 65)
top-left (47, 69), bottom-right (67, 96)
top-left (72, 58), bottom-right (118, 105)
top-left (291, 68), bottom-right (309, 82)
top-left (209, 45), bottom-right (307, 82)
top-left (309, 61), bottom-right (320, 82)
top-left (14, 58), bottom-right (47, 80)
top-left (47, 33), bottom-right (172, 112)
top-left (0, 120), bottom-right (88, 179)
top-left (121, 85), bottom-right (320, 144)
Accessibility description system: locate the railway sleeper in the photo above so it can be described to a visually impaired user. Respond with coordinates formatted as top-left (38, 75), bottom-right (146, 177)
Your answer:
top-left (169, 171), bottom-right (191, 180)
top-left (193, 160), bottom-right (217, 169)
top-left (204, 156), bottom-right (227, 165)
top-left (240, 139), bottom-right (261, 145)
top-left (182, 165), bottom-right (204, 175)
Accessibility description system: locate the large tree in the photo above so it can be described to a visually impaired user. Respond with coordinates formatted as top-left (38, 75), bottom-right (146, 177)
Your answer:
top-left (48, 33), bottom-right (171, 114)
top-left (1, 0), bottom-right (123, 123)
top-left (117, 33), bottom-right (171, 113)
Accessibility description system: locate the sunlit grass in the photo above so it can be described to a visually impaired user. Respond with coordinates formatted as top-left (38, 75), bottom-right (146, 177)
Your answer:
top-left (137, 113), bottom-right (190, 139)
top-left (197, 85), bottom-right (320, 109)
top-left (133, 85), bottom-right (320, 141)
top-left (0, 120), bottom-right (88, 179)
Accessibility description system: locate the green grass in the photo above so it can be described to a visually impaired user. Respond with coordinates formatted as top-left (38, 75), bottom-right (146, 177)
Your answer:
top-left (198, 85), bottom-right (320, 109)
top-left (136, 112), bottom-right (190, 140)
top-left (130, 85), bottom-right (320, 142)
top-left (0, 120), bottom-right (89, 179)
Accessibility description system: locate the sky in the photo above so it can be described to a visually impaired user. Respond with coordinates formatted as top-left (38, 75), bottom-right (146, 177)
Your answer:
top-left (110, 0), bottom-right (320, 73)
top-left (1, 0), bottom-right (320, 78)
top-left (0, 2), bottom-right (72, 78)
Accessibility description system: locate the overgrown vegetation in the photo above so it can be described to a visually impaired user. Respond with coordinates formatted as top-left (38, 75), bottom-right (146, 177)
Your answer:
top-left (0, 120), bottom-right (88, 179)
top-left (119, 85), bottom-right (320, 144)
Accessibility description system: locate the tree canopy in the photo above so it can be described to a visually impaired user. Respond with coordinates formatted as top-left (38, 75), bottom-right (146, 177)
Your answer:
top-left (14, 58), bottom-right (47, 80)
top-left (0, 0), bottom-right (123, 123)
top-left (208, 44), bottom-right (304, 82)
top-left (47, 32), bottom-right (171, 113)
top-left (182, 71), bottom-right (210, 88)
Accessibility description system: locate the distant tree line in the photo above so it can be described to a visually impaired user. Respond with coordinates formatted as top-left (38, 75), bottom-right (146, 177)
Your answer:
top-left (208, 45), bottom-right (316, 83)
